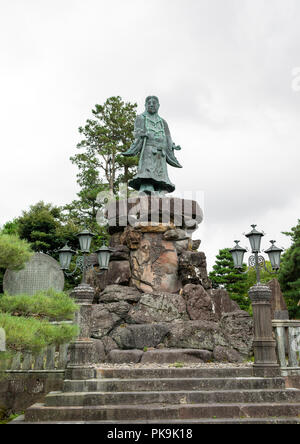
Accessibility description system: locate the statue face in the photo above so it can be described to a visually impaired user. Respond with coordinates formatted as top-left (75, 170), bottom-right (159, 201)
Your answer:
top-left (145, 97), bottom-right (159, 115)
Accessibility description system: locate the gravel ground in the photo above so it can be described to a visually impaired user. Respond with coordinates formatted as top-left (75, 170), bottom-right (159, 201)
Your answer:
top-left (96, 362), bottom-right (254, 369)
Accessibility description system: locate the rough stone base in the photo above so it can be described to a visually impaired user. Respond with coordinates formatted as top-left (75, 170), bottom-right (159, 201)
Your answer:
top-left (89, 284), bottom-right (254, 364)
top-left (86, 201), bottom-right (254, 364)
top-left (106, 349), bottom-right (213, 364)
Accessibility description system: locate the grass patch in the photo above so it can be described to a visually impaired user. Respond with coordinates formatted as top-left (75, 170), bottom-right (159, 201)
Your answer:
top-left (169, 362), bottom-right (184, 368)
top-left (0, 410), bottom-right (23, 424)
top-left (0, 289), bottom-right (78, 321)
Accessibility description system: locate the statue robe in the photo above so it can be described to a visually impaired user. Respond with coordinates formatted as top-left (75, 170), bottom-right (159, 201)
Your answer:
top-left (123, 112), bottom-right (182, 193)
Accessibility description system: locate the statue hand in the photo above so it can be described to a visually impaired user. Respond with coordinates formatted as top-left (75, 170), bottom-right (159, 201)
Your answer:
top-left (172, 144), bottom-right (181, 151)
top-left (141, 131), bottom-right (150, 139)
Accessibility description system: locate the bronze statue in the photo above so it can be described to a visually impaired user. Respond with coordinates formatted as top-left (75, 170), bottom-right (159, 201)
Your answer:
top-left (123, 96), bottom-right (182, 194)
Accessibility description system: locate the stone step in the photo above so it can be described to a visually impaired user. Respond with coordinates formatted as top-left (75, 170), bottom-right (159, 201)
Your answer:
top-left (63, 377), bottom-right (285, 393)
top-left (45, 388), bottom-right (300, 407)
top-left (96, 367), bottom-right (253, 379)
top-left (25, 402), bottom-right (300, 422)
top-left (13, 416), bottom-right (300, 424)
top-left (107, 349), bottom-right (216, 365)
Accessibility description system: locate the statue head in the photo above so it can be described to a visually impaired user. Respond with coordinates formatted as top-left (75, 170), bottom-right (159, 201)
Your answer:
top-left (145, 96), bottom-right (160, 115)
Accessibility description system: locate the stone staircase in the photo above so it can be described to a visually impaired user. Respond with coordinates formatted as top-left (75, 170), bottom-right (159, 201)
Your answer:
top-left (20, 366), bottom-right (300, 424)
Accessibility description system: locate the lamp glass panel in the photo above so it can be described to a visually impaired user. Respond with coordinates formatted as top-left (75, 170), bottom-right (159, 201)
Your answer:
top-left (249, 233), bottom-right (262, 252)
top-left (97, 250), bottom-right (111, 270)
top-left (59, 251), bottom-right (72, 270)
top-left (231, 250), bottom-right (245, 268)
top-left (78, 234), bottom-right (92, 252)
top-left (267, 250), bottom-right (281, 269)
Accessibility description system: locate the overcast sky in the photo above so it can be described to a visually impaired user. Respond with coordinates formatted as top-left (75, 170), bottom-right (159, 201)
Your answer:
top-left (1, 0), bottom-right (300, 270)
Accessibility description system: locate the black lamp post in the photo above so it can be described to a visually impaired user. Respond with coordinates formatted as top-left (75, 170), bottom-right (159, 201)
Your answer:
top-left (57, 229), bottom-right (114, 381)
top-left (230, 224), bottom-right (283, 283)
top-left (58, 229), bottom-right (113, 284)
top-left (230, 225), bottom-right (284, 377)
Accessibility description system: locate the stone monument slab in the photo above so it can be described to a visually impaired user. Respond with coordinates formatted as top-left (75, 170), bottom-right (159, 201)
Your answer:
top-left (3, 252), bottom-right (64, 295)
top-left (267, 278), bottom-right (289, 320)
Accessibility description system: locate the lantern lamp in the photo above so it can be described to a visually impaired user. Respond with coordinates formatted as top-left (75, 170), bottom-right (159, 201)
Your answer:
top-left (265, 240), bottom-right (283, 270)
top-left (95, 243), bottom-right (114, 270)
top-left (229, 240), bottom-right (247, 269)
top-left (245, 224), bottom-right (264, 253)
top-left (77, 228), bottom-right (95, 253)
top-left (58, 244), bottom-right (75, 270)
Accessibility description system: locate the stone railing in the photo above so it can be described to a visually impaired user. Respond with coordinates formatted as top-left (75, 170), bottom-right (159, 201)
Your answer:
top-left (273, 320), bottom-right (300, 376)
top-left (5, 344), bottom-right (69, 371)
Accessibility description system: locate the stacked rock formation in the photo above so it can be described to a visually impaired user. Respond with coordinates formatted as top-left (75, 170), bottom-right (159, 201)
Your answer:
top-left (86, 196), bottom-right (253, 364)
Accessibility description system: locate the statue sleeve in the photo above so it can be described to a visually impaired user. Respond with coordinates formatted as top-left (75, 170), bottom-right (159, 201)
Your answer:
top-left (123, 115), bottom-right (144, 157)
top-left (163, 119), bottom-right (183, 169)
top-left (133, 115), bottom-right (145, 139)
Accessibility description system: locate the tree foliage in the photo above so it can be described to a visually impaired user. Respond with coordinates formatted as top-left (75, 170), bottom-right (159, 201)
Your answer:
top-left (0, 234), bottom-right (33, 271)
top-left (278, 219), bottom-right (300, 319)
top-left (0, 290), bottom-right (79, 368)
top-left (0, 312), bottom-right (78, 354)
top-left (0, 289), bottom-right (78, 321)
top-left (2, 202), bottom-right (87, 290)
top-left (67, 96), bottom-right (138, 227)
top-left (16, 201), bottom-right (78, 254)
top-left (209, 248), bottom-right (250, 311)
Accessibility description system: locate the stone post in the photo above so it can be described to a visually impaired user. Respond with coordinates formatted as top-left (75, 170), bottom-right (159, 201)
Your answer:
top-left (65, 283), bottom-right (95, 380)
top-left (249, 284), bottom-right (280, 377)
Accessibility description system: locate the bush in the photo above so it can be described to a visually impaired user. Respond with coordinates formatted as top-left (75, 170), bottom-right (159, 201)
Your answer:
top-left (0, 312), bottom-right (78, 353)
top-left (0, 234), bottom-right (33, 270)
top-left (0, 289), bottom-right (78, 321)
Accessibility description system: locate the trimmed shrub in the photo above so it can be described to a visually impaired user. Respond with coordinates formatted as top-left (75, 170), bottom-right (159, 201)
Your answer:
top-left (0, 289), bottom-right (78, 321)
top-left (0, 312), bottom-right (78, 353)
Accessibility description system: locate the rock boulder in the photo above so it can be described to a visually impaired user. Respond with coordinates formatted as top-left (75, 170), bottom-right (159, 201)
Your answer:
top-left (111, 323), bottom-right (170, 349)
top-left (178, 251), bottom-right (212, 290)
top-left (183, 284), bottom-right (217, 322)
top-left (127, 292), bottom-right (188, 324)
top-left (208, 288), bottom-right (240, 320)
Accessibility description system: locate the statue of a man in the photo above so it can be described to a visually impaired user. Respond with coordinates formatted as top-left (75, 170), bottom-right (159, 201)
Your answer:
top-left (123, 96), bottom-right (182, 194)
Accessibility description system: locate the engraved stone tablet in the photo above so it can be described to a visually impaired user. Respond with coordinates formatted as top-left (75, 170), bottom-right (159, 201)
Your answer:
top-left (3, 252), bottom-right (64, 295)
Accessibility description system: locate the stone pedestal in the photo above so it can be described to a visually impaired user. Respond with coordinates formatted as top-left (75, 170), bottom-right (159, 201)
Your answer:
top-left (249, 284), bottom-right (280, 377)
top-left (65, 283), bottom-right (95, 380)
top-left (104, 195), bottom-right (203, 233)
top-left (65, 339), bottom-right (95, 380)
top-left (98, 195), bottom-right (206, 294)
top-left (83, 195), bottom-right (254, 364)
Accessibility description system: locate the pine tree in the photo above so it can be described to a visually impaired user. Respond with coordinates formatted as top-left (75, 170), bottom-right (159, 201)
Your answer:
top-left (278, 219), bottom-right (300, 319)
top-left (16, 201), bottom-right (79, 254)
top-left (209, 248), bottom-right (250, 311)
top-left (67, 96), bottom-right (138, 225)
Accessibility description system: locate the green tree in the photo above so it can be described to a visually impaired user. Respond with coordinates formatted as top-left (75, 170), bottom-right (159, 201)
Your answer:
top-left (16, 201), bottom-right (78, 254)
top-left (0, 233), bottom-right (33, 293)
top-left (209, 248), bottom-right (250, 311)
top-left (0, 219), bottom-right (20, 236)
top-left (0, 234), bottom-right (33, 271)
top-left (278, 219), bottom-right (300, 319)
top-left (67, 96), bottom-right (138, 226)
top-left (2, 202), bottom-right (86, 290)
